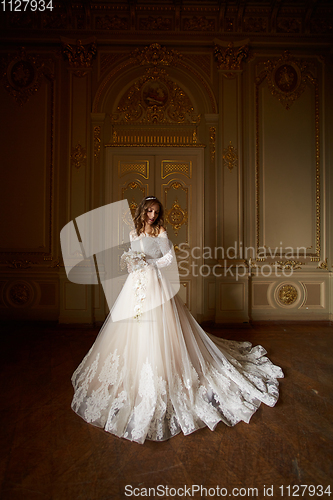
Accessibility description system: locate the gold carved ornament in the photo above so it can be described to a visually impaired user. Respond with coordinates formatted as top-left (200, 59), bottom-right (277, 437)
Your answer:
top-left (259, 50), bottom-right (313, 110)
top-left (112, 67), bottom-right (199, 126)
top-left (275, 260), bottom-right (305, 270)
top-left (62, 39), bottom-right (97, 77)
top-left (7, 282), bottom-right (32, 306)
top-left (223, 141), bottom-right (238, 172)
top-left (131, 43), bottom-right (182, 67)
top-left (317, 259), bottom-right (328, 271)
top-left (183, 16), bottom-right (215, 31)
top-left (277, 284), bottom-right (298, 305)
top-left (209, 127), bottom-right (216, 164)
top-left (94, 126), bottom-right (101, 167)
top-left (110, 60), bottom-right (201, 147)
top-left (0, 47), bottom-right (53, 106)
top-left (165, 200), bottom-right (188, 237)
top-left (213, 41), bottom-right (249, 78)
top-left (71, 143), bottom-right (87, 170)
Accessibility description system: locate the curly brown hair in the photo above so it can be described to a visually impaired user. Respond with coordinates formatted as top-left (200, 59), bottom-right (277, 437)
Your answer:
top-left (133, 196), bottom-right (165, 236)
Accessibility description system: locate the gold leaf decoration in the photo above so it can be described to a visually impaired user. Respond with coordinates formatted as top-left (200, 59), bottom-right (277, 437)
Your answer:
top-left (71, 143), bottom-right (87, 170)
top-left (62, 39), bottom-right (97, 77)
top-left (165, 200), bottom-right (188, 237)
top-left (278, 285), bottom-right (298, 305)
top-left (131, 43), bottom-right (182, 66)
top-left (223, 141), bottom-right (238, 172)
top-left (275, 260), bottom-right (305, 270)
top-left (214, 41), bottom-right (249, 72)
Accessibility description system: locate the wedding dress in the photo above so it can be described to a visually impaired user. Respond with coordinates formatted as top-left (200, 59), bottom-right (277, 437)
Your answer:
top-left (71, 230), bottom-right (284, 444)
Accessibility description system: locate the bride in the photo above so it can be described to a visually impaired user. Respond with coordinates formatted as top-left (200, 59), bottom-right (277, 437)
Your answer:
top-left (71, 196), bottom-right (284, 444)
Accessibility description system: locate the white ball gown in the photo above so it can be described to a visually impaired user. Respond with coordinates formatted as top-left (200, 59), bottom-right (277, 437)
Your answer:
top-left (71, 230), bottom-right (284, 444)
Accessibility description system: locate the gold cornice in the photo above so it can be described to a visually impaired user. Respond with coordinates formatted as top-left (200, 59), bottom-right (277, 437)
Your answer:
top-left (105, 143), bottom-right (205, 148)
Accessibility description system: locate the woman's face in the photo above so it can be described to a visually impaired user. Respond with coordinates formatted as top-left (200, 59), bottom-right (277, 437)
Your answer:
top-left (145, 202), bottom-right (160, 226)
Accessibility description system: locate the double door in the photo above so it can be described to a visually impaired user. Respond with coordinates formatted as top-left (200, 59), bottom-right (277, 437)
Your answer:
top-left (105, 146), bottom-right (204, 317)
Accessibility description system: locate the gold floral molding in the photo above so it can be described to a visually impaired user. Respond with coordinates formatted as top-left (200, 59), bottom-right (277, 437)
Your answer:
top-left (62, 39), bottom-right (97, 77)
top-left (223, 141), bottom-right (238, 172)
top-left (213, 41), bottom-right (249, 76)
top-left (278, 284), bottom-right (298, 305)
top-left (130, 43), bottom-right (182, 66)
top-left (71, 143), bottom-right (87, 170)
top-left (209, 127), bottom-right (216, 164)
top-left (275, 260), bottom-right (305, 271)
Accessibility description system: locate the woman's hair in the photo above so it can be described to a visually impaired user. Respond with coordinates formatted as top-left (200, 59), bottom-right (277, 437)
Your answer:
top-left (133, 196), bottom-right (164, 236)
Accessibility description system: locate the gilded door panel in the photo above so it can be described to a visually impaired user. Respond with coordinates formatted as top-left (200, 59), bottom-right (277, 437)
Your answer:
top-left (156, 153), bottom-right (202, 316)
top-left (107, 149), bottom-right (204, 317)
top-left (113, 154), bottom-right (155, 217)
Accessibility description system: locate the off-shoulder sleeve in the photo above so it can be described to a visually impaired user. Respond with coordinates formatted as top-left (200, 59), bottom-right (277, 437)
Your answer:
top-left (147, 231), bottom-right (173, 269)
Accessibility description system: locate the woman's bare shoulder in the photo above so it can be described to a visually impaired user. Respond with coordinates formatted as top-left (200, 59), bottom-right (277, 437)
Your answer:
top-left (158, 226), bottom-right (167, 236)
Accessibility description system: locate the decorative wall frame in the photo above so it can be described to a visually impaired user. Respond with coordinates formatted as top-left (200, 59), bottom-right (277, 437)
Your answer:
top-left (0, 48), bottom-right (55, 265)
top-left (255, 51), bottom-right (321, 261)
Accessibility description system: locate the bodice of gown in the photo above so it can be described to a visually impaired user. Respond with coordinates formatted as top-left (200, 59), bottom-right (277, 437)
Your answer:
top-left (129, 231), bottom-right (173, 269)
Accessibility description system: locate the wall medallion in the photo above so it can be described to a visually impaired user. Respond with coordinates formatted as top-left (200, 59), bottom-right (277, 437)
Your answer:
top-left (1, 48), bottom-right (47, 105)
top-left (277, 284), bottom-right (298, 306)
top-left (5, 281), bottom-right (34, 307)
top-left (260, 51), bottom-right (314, 110)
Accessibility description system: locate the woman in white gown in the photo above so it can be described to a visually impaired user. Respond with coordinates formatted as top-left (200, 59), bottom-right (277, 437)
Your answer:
top-left (71, 196), bottom-right (284, 444)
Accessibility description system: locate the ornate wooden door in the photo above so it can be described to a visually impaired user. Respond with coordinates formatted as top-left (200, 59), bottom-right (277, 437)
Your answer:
top-left (106, 146), bottom-right (204, 318)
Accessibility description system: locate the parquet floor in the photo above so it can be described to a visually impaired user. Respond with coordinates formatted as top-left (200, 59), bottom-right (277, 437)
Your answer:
top-left (0, 321), bottom-right (332, 500)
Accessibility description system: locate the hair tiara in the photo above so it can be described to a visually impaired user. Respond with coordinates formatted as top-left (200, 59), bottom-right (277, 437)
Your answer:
top-left (145, 196), bottom-right (157, 201)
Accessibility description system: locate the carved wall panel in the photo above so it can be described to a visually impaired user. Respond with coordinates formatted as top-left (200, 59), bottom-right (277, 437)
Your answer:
top-left (255, 52), bottom-right (321, 261)
top-left (0, 54), bottom-right (54, 262)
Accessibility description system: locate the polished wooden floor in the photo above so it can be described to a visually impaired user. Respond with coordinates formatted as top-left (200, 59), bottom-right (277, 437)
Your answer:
top-left (0, 321), bottom-right (332, 500)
